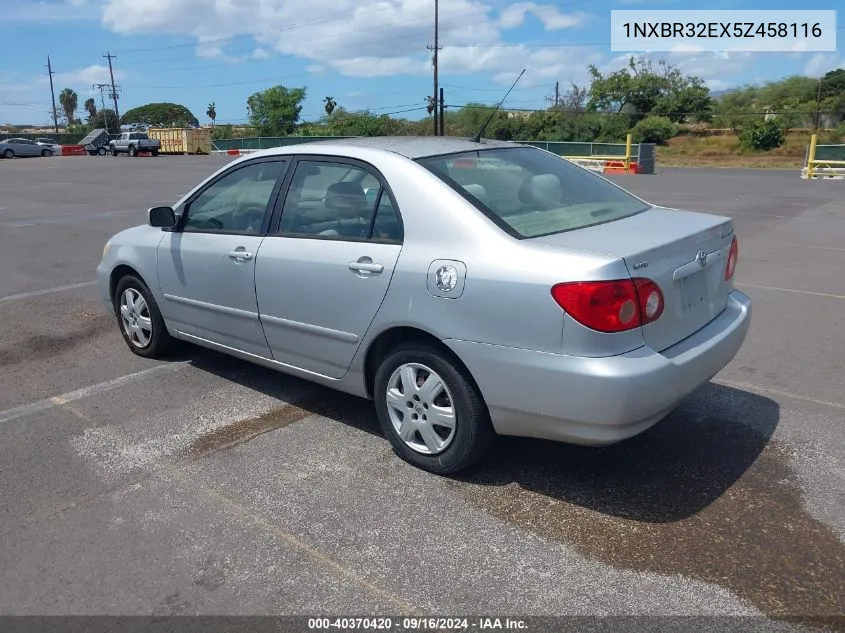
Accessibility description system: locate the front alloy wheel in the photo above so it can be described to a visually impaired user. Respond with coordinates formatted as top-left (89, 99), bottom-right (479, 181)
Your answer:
top-left (113, 275), bottom-right (174, 358)
top-left (119, 287), bottom-right (153, 348)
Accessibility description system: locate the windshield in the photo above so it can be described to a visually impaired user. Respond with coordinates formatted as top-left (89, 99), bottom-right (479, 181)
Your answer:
top-left (416, 147), bottom-right (650, 238)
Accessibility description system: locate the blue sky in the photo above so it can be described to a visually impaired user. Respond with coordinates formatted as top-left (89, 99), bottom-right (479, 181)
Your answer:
top-left (1, 0), bottom-right (842, 127)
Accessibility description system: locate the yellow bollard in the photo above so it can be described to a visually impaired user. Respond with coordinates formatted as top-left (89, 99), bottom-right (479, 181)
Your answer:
top-left (808, 133), bottom-right (818, 179)
top-left (625, 133), bottom-right (633, 172)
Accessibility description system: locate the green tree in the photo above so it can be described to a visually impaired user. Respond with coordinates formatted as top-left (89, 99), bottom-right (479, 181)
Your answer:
top-left (819, 69), bottom-right (845, 100)
top-left (206, 102), bottom-right (216, 126)
top-left (83, 98), bottom-right (97, 120)
top-left (246, 85), bottom-right (306, 135)
top-left (59, 88), bottom-right (78, 126)
top-left (90, 108), bottom-right (120, 134)
top-left (739, 118), bottom-right (786, 151)
top-left (120, 102), bottom-right (199, 129)
top-left (587, 56), bottom-right (713, 123)
top-left (631, 115), bottom-right (678, 144)
top-left (324, 96), bottom-right (337, 116)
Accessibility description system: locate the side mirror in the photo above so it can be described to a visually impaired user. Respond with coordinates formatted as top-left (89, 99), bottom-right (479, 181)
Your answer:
top-left (148, 206), bottom-right (176, 228)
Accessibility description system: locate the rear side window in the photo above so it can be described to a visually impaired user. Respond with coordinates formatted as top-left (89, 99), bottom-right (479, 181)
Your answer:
top-left (417, 147), bottom-right (649, 238)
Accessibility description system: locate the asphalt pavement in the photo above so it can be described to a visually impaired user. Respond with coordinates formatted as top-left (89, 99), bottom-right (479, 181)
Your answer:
top-left (0, 155), bottom-right (843, 628)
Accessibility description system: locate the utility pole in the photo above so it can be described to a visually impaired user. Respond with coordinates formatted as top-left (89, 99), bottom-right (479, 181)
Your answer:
top-left (104, 52), bottom-right (121, 129)
top-left (93, 84), bottom-right (111, 132)
top-left (426, 0), bottom-right (441, 135)
top-left (554, 81), bottom-right (560, 107)
top-left (439, 87), bottom-right (445, 136)
top-left (46, 56), bottom-right (59, 133)
top-left (813, 76), bottom-right (823, 131)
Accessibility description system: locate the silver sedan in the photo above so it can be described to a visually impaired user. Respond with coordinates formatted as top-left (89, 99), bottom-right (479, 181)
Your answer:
top-left (96, 137), bottom-right (751, 474)
top-left (1, 137), bottom-right (55, 158)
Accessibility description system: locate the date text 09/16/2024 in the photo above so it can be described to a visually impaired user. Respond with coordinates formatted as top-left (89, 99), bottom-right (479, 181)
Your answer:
top-left (307, 617), bottom-right (528, 630)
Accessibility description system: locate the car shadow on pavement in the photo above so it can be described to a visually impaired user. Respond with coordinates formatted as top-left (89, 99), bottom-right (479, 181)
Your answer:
top-left (457, 382), bottom-right (781, 523)
top-left (176, 353), bottom-right (845, 622)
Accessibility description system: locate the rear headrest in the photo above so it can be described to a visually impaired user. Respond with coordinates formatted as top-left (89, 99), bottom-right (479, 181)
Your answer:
top-left (518, 174), bottom-right (561, 208)
top-left (462, 183), bottom-right (488, 205)
top-left (325, 182), bottom-right (366, 209)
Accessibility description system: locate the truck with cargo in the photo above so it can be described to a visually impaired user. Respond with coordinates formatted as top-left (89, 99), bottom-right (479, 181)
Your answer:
top-left (110, 132), bottom-right (161, 157)
top-left (146, 127), bottom-right (212, 155)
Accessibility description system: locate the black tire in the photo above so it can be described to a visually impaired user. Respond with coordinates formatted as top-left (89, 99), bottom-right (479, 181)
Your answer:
top-left (373, 343), bottom-right (494, 475)
top-left (41, 149), bottom-right (53, 157)
top-left (151, 149), bottom-right (159, 157)
top-left (111, 149), bottom-right (118, 157)
top-left (3, 148), bottom-right (13, 159)
top-left (98, 147), bottom-right (107, 156)
top-left (113, 274), bottom-right (175, 358)
top-left (128, 145), bottom-right (137, 157)
top-left (88, 150), bottom-right (97, 156)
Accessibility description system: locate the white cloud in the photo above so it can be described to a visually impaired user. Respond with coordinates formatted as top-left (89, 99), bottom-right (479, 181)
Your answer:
top-left (252, 48), bottom-right (270, 60)
top-left (499, 2), bottom-right (588, 31)
top-left (98, 0), bottom-right (599, 81)
top-left (55, 64), bottom-right (124, 88)
top-left (804, 53), bottom-right (844, 77)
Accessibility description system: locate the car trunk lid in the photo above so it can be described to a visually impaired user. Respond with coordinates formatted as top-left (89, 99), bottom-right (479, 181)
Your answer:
top-left (530, 206), bottom-right (736, 352)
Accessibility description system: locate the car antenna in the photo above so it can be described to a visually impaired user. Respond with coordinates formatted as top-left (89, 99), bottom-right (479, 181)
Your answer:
top-left (470, 68), bottom-right (526, 143)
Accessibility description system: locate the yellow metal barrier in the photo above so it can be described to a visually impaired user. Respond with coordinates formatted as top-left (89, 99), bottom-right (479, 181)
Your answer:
top-left (803, 133), bottom-right (845, 179)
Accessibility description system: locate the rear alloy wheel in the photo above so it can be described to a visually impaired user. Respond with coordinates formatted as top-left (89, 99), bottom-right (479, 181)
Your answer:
top-left (374, 344), bottom-right (494, 474)
top-left (114, 275), bottom-right (174, 358)
top-left (128, 145), bottom-right (137, 157)
top-left (3, 149), bottom-right (13, 159)
top-left (41, 149), bottom-right (53, 157)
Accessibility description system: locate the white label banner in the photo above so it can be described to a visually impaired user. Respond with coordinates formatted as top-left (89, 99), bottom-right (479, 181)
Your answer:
top-left (610, 10), bottom-right (837, 52)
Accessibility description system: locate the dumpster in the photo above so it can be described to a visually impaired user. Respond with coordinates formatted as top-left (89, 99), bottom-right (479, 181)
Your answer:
top-left (147, 127), bottom-right (212, 155)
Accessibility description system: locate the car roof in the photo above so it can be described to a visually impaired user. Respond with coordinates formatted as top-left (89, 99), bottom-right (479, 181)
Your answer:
top-left (267, 136), bottom-right (523, 160)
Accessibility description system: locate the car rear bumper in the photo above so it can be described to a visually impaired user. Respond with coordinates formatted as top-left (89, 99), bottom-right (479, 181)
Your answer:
top-left (445, 290), bottom-right (751, 446)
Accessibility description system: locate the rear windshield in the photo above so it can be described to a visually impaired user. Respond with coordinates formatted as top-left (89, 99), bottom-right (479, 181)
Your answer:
top-left (416, 147), bottom-right (650, 238)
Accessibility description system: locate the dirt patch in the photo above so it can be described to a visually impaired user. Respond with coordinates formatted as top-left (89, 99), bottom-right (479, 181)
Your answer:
top-left (451, 385), bottom-right (844, 628)
top-left (0, 312), bottom-right (113, 367)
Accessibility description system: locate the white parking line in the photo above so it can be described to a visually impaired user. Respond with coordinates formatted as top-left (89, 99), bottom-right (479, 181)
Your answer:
top-left (737, 282), bottom-right (845, 300)
top-left (0, 362), bottom-right (190, 424)
top-left (0, 281), bottom-right (97, 303)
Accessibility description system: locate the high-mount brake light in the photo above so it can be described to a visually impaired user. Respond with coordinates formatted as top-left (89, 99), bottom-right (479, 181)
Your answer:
top-left (551, 278), bottom-right (665, 333)
top-left (725, 235), bottom-right (739, 281)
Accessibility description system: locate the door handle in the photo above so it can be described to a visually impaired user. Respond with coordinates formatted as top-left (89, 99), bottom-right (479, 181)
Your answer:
top-left (228, 250), bottom-right (254, 262)
top-left (348, 262), bottom-right (383, 273)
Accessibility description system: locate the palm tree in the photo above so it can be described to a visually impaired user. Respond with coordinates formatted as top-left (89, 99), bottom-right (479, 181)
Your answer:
top-left (206, 102), bottom-right (216, 126)
top-left (84, 98), bottom-right (97, 120)
top-left (324, 96), bottom-right (337, 116)
top-left (59, 88), bottom-right (78, 126)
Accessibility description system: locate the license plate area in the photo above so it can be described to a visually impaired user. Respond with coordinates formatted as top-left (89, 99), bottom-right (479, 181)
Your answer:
top-left (679, 270), bottom-right (707, 313)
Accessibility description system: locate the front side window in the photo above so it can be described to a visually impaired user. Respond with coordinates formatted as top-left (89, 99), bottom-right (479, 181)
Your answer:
top-left (182, 160), bottom-right (286, 234)
top-left (278, 160), bottom-right (401, 242)
top-left (417, 147), bottom-right (650, 238)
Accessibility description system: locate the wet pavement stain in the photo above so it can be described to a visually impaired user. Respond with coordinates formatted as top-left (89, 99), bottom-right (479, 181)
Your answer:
top-left (186, 392), bottom-right (348, 458)
top-left (451, 384), bottom-right (845, 629)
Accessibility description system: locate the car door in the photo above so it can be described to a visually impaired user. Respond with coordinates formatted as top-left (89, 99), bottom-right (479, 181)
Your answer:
top-left (20, 140), bottom-right (40, 156)
top-left (254, 156), bottom-right (404, 378)
top-left (156, 157), bottom-right (290, 357)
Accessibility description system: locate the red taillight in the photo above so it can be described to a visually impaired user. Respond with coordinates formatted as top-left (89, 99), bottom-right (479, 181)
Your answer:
top-left (725, 236), bottom-right (739, 281)
top-left (551, 278), bottom-right (664, 333)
